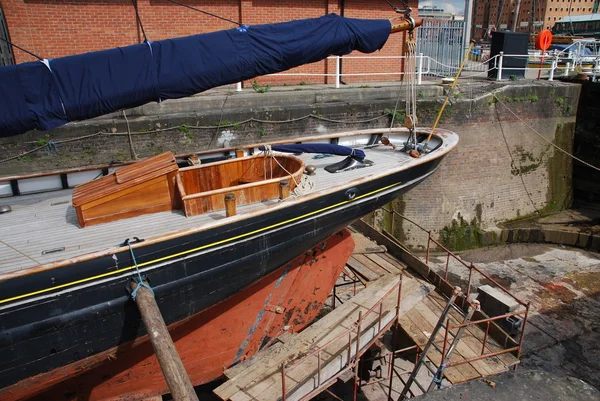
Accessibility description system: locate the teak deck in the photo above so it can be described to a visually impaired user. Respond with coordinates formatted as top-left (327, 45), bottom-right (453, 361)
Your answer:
top-left (0, 148), bottom-right (415, 275)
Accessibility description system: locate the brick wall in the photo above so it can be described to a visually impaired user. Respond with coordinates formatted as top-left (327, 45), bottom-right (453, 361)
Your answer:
top-left (2, 0), bottom-right (417, 85)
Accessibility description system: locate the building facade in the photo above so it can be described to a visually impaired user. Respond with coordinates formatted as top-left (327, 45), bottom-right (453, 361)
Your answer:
top-left (0, 0), bottom-right (417, 84)
top-left (473, 0), bottom-right (599, 39)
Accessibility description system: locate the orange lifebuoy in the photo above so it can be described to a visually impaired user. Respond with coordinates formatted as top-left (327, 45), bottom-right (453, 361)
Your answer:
top-left (535, 30), bottom-right (553, 50)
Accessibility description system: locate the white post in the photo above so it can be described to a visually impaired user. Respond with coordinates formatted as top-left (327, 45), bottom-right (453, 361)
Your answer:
top-left (549, 57), bottom-right (556, 81)
top-left (335, 56), bottom-right (341, 89)
top-left (236, 82), bottom-right (242, 92)
top-left (497, 52), bottom-right (504, 81)
top-left (564, 62), bottom-right (570, 77)
top-left (417, 53), bottom-right (424, 85)
top-left (463, 0), bottom-right (474, 57)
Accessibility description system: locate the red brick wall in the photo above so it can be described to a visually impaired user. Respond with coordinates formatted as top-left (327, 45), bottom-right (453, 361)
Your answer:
top-left (2, 0), bottom-right (417, 85)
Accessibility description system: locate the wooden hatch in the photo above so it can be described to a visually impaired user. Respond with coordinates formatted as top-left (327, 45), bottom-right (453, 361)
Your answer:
top-left (72, 152), bottom-right (179, 227)
top-left (176, 155), bottom-right (305, 217)
top-left (72, 152), bottom-right (305, 227)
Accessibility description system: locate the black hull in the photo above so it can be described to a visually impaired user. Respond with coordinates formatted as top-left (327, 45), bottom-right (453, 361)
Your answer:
top-left (0, 157), bottom-right (442, 389)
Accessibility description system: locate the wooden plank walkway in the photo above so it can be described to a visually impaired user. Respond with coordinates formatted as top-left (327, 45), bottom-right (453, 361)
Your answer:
top-left (215, 227), bottom-right (520, 401)
top-left (348, 226), bottom-right (519, 385)
top-left (214, 274), bottom-right (434, 401)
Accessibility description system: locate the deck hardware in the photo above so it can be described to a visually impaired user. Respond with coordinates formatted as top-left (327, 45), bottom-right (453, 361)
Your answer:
top-left (305, 165), bottom-right (317, 176)
top-left (42, 247), bottom-right (65, 255)
top-left (120, 237), bottom-right (145, 246)
top-left (279, 180), bottom-right (291, 200)
top-left (0, 205), bottom-right (11, 214)
top-left (225, 193), bottom-right (237, 217)
top-left (344, 188), bottom-right (359, 201)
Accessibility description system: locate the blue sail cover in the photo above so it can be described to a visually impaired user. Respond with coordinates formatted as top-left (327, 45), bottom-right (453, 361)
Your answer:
top-left (259, 144), bottom-right (366, 160)
top-left (0, 14), bottom-right (391, 137)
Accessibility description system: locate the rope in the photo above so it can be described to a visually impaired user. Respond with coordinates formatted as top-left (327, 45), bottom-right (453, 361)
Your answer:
top-left (0, 37), bottom-right (42, 60)
top-left (432, 362), bottom-right (448, 389)
top-left (0, 114), bottom-right (387, 165)
top-left (259, 147), bottom-right (315, 198)
top-left (127, 241), bottom-right (154, 301)
top-left (123, 110), bottom-right (138, 160)
top-left (291, 174), bottom-right (315, 197)
top-left (493, 94), bottom-right (600, 172)
top-left (131, 0), bottom-right (148, 43)
top-left (494, 105), bottom-right (540, 214)
top-left (165, 0), bottom-right (241, 26)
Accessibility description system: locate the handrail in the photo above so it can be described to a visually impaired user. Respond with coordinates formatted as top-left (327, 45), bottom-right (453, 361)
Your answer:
top-left (380, 207), bottom-right (528, 308)
top-left (281, 275), bottom-right (402, 401)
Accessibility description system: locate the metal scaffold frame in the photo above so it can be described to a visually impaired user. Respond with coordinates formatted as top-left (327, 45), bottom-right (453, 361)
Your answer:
top-left (281, 275), bottom-right (403, 401)
top-left (350, 215), bottom-right (530, 400)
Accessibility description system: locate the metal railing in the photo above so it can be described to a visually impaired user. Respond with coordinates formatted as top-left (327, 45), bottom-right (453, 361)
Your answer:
top-left (381, 207), bottom-right (530, 360)
top-left (233, 49), bottom-right (587, 91)
top-left (280, 275), bottom-right (403, 401)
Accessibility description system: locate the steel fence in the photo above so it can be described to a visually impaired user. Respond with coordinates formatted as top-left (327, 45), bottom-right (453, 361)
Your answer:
top-left (417, 19), bottom-right (465, 77)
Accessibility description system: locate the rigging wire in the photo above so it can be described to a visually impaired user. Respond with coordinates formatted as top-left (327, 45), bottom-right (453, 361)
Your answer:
top-left (494, 104), bottom-right (540, 213)
top-left (384, 0), bottom-right (411, 14)
top-left (165, 0), bottom-right (241, 26)
top-left (0, 37), bottom-right (42, 60)
top-left (131, 0), bottom-right (148, 43)
top-left (493, 94), bottom-right (600, 172)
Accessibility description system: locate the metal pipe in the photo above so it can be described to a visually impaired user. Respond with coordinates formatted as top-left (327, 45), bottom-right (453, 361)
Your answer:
top-left (317, 350), bottom-right (321, 386)
top-left (417, 53), bottom-right (424, 85)
top-left (398, 289), bottom-right (460, 399)
top-left (481, 321), bottom-right (490, 355)
top-left (281, 363), bottom-right (287, 401)
top-left (497, 51), bottom-right (504, 80)
top-left (516, 302), bottom-right (530, 360)
top-left (335, 56), bottom-right (341, 89)
top-left (445, 253), bottom-right (450, 281)
top-left (353, 311), bottom-right (362, 401)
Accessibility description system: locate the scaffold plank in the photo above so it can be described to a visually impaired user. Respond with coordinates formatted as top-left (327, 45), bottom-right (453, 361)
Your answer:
top-left (365, 253), bottom-right (403, 274)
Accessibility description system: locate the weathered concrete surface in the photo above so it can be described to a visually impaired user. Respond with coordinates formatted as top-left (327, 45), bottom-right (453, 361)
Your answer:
top-left (499, 201), bottom-right (600, 252)
top-left (416, 370), bottom-right (600, 401)
top-left (426, 243), bottom-right (600, 390)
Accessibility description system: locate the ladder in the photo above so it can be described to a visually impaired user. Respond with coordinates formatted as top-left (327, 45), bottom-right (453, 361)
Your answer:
top-left (398, 287), bottom-right (479, 400)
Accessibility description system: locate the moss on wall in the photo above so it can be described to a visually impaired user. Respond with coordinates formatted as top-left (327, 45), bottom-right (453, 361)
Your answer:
top-left (542, 122), bottom-right (574, 213)
top-left (439, 208), bottom-right (484, 251)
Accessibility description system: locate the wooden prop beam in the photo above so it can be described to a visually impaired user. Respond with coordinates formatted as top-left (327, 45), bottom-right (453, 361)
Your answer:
top-left (129, 282), bottom-right (200, 401)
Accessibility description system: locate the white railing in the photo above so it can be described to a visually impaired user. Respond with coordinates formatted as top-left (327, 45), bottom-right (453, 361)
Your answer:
top-left (234, 50), bottom-right (592, 91)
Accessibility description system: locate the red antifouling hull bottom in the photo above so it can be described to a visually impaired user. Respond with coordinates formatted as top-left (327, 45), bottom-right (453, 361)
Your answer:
top-left (4, 229), bottom-right (354, 401)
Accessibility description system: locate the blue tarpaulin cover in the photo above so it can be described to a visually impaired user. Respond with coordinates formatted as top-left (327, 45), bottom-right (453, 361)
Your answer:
top-left (0, 14), bottom-right (390, 137)
top-left (259, 143), bottom-right (366, 160)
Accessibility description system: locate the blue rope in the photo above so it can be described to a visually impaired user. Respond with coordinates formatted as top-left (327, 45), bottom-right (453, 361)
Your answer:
top-left (128, 243), bottom-right (154, 301)
top-left (46, 140), bottom-right (58, 153)
top-left (432, 362), bottom-right (449, 388)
